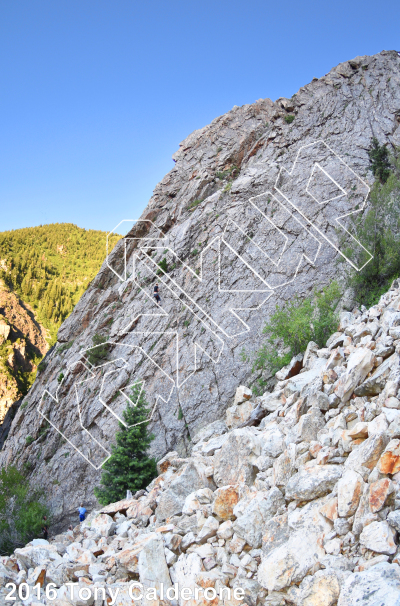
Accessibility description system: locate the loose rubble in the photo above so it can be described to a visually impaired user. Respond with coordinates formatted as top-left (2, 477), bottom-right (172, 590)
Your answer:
top-left (3, 282), bottom-right (400, 604)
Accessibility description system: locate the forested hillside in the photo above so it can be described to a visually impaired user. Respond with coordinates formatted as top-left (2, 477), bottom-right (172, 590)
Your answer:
top-left (0, 224), bottom-right (121, 421)
top-left (0, 223), bottom-right (121, 341)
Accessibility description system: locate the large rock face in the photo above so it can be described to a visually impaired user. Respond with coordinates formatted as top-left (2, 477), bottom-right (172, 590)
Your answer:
top-left (1, 50), bottom-right (400, 529)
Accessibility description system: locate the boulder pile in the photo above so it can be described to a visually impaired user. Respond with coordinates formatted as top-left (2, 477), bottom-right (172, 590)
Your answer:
top-left (3, 280), bottom-right (400, 604)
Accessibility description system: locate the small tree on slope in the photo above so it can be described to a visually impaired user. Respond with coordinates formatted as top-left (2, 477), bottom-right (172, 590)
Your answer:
top-left (94, 383), bottom-right (157, 505)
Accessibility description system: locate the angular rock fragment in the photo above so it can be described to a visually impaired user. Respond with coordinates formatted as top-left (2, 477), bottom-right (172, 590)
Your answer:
top-left (359, 521), bottom-right (397, 555)
top-left (273, 450), bottom-right (295, 488)
top-left (138, 533), bottom-right (172, 595)
top-left (156, 459), bottom-right (214, 520)
top-left (345, 434), bottom-right (389, 480)
top-left (258, 499), bottom-right (331, 591)
top-left (338, 562), bottom-right (400, 606)
top-left (334, 348), bottom-right (375, 402)
top-left (233, 487), bottom-right (285, 547)
top-left (369, 478), bottom-right (395, 513)
top-left (234, 385), bottom-right (252, 405)
top-left (337, 469), bottom-right (364, 517)
top-left (213, 428), bottom-right (260, 487)
top-left (212, 485), bottom-right (239, 520)
top-left (355, 353), bottom-right (399, 397)
top-left (378, 439), bottom-right (400, 474)
top-left (285, 465), bottom-right (342, 502)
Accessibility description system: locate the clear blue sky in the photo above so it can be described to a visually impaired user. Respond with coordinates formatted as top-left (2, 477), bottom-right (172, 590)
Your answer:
top-left (1, 0), bottom-right (399, 234)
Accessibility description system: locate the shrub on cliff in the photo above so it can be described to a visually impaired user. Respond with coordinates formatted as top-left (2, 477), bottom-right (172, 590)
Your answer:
top-left (94, 383), bottom-right (157, 505)
top-left (87, 334), bottom-right (109, 366)
top-left (0, 466), bottom-right (49, 555)
top-left (251, 281), bottom-right (341, 385)
top-left (344, 149), bottom-right (400, 307)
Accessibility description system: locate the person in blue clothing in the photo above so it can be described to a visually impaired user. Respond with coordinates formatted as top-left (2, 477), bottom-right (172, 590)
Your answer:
top-left (78, 505), bottom-right (87, 522)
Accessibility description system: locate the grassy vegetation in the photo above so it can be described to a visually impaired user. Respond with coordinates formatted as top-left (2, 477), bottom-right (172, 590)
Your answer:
top-left (216, 165), bottom-right (239, 183)
top-left (284, 115), bottom-right (295, 124)
top-left (187, 199), bottom-right (203, 211)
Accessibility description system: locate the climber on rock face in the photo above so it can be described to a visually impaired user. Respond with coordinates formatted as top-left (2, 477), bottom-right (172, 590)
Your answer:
top-left (78, 504), bottom-right (87, 522)
top-left (153, 283), bottom-right (161, 304)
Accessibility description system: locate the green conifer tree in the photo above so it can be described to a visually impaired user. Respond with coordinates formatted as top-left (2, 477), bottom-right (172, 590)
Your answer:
top-left (368, 137), bottom-right (391, 183)
top-left (94, 383), bottom-right (157, 505)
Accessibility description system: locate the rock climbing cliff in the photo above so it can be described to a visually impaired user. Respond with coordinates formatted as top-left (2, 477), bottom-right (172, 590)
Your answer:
top-left (1, 50), bottom-right (400, 529)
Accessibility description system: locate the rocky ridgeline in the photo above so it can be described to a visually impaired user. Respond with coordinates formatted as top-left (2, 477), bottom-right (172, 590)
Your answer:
top-left (3, 281), bottom-right (400, 604)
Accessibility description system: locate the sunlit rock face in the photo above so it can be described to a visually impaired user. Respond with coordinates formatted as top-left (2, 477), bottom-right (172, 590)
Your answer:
top-left (1, 50), bottom-right (400, 531)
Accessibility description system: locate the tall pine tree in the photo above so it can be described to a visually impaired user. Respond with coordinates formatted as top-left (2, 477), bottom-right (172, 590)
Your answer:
top-left (94, 383), bottom-right (157, 505)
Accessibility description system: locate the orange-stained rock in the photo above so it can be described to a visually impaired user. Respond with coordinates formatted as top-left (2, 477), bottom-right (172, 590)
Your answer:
top-left (195, 570), bottom-right (237, 606)
top-left (100, 497), bottom-right (139, 516)
top-left (283, 398), bottom-right (307, 426)
top-left (31, 566), bottom-right (46, 587)
top-left (341, 430), bottom-right (353, 453)
top-left (348, 422), bottom-right (369, 439)
top-left (116, 549), bottom-right (139, 573)
top-left (155, 524), bottom-right (174, 533)
top-left (146, 484), bottom-right (163, 509)
top-left (226, 401), bottom-right (254, 429)
top-left (114, 532), bottom-right (159, 572)
top-left (337, 469), bottom-right (364, 517)
top-left (309, 442), bottom-right (323, 458)
top-left (76, 550), bottom-right (96, 565)
top-left (378, 439), bottom-right (400, 474)
top-left (320, 497), bottom-right (338, 521)
top-left (2, 557), bottom-right (19, 573)
top-left (212, 485), bottom-right (240, 520)
top-left (369, 478), bottom-right (395, 513)
top-left (322, 369), bottom-right (338, 384)
top-left (316, 448), bottom-right (332, 465)
top-left (353, 484), bottom-right (379, 536)
top-left (344, 434), bottom-right (389, 481)
top-left (156, 451), bottom-right (179, 475)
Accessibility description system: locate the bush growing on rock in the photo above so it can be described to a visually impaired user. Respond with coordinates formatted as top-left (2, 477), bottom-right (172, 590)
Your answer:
top-left (87, 333), bottom-right (109, 366)
top-left (252, 281), bottom-right (341, 382)
top-left (344, 150), bottom-right (400, 307)
top-left (94, 383), bottom-right (157, 505)
top-left (0, 465), bottom-right (49, 555)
